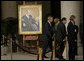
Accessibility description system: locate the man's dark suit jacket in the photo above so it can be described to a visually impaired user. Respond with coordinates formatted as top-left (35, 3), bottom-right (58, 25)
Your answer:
top-left (21, 15), bottom-right (38, 31)
top-left (67, 21), bottom-right (75, 44)
top-left (56, 22), bottom-right (66, 43)
top-left (74, 25), bottom-right (78, 40)
top-left (44, 22), bottom-right (53, 41)
top-left (21, 15), bottom-right (33, 31)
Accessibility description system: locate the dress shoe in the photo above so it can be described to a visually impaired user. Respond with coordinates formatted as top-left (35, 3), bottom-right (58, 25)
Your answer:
top-left (42, 55), bottom-right (49, 58)
top-left (59, 56), bottom-right (66, 60)
top-left (62, 58), bottom-right (66, 60)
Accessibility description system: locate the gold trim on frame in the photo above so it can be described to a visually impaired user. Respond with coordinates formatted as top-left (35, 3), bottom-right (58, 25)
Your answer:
top-left (18, 5), bottom-right (42, 35)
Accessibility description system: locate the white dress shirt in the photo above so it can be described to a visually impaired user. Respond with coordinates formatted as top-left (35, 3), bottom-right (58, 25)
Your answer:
top-left (48, 21), bottom-right (51, 26)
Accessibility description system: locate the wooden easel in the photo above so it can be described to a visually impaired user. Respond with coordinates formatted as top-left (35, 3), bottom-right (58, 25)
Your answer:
top-left (22, 1), bottom-right (39, 60)
top-left (1, 35), bottom-right (5, 56)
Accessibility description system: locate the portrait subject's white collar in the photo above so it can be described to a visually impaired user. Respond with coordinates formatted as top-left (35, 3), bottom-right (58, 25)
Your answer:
top-left (26, 14), bottom-right (29, 19)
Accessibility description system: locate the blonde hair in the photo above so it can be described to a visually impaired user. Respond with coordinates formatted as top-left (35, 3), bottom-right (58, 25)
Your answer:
top-left (54, 18), bottom-right (60, 23)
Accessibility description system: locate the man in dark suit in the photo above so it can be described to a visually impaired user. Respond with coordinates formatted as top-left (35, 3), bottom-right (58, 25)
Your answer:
top-left (21, 11), bottom-right (39, 31)
top-left (42, 16), bottom-right (54, 58)
top-left (74, 23), bottom-right (78, 55)
top-left (67, 15), bottom-right (76, 60)
top-left (56, 17), bottom-right (67, 60)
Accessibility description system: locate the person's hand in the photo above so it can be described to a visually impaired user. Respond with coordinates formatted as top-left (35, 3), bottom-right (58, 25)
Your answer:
top-left (75, 40), bottom-right (77, 42)
top-left (22, 18), bottom-right (24, 21)
top-left (23, 23), bottom-right (26, 27)
top-left (63, 38), bottom-right (66, 42)
top-left (63, 38), bottom-right (66, 45)
top-left (52, 37), bottom-right (54, 41)
top-left (53, 34), bottom-right (55, 37)
top-left (52, 34), bottom-right (55, 40)
top-left (57, 44), bottom-right (58, 46)
top-left (63, 40), bottom-right (65, 42)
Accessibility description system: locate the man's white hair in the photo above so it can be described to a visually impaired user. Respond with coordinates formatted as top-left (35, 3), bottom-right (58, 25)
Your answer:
top-left (48, 16), bottom-right (53, 20)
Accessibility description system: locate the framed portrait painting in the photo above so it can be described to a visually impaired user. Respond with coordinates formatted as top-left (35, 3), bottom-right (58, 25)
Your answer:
top-left (18, 5), bottom-right (42, 35)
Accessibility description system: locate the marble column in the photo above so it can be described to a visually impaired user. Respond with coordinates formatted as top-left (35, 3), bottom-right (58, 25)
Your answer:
top-left (1, 1), bottom-right (17, 20)
top-left (61, 1), bottom-right (83, 60)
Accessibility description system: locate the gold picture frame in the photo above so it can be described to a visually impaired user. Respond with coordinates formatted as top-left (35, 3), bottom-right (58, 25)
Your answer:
top-left (18, 5), bottom-right (42, 35)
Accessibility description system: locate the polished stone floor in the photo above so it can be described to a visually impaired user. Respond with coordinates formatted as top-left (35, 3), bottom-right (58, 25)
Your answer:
top-left (1, 51), bottom-right (83, 60)
top-left (1, 40), bottom-right (83, 60)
